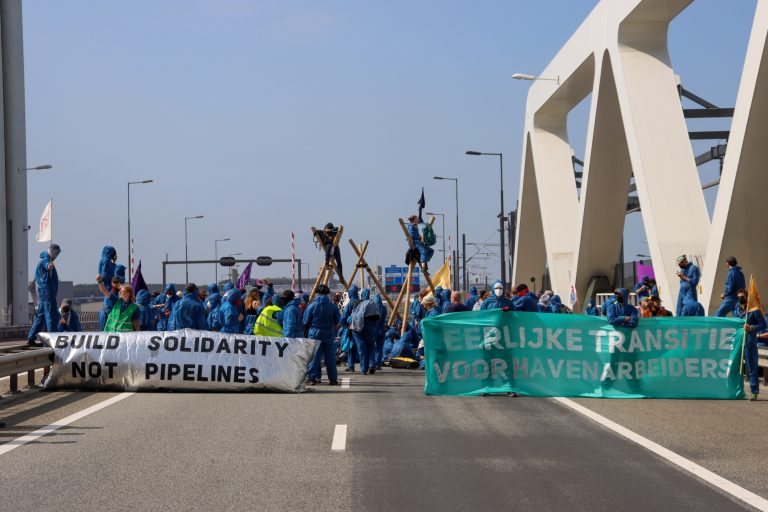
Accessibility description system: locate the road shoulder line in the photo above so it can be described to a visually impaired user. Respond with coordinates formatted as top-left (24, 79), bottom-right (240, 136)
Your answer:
top-left (554, 397), bottom-right (768, 511)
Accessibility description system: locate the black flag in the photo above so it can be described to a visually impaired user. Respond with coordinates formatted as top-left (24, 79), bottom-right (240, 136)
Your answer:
top-left (417, 188), bottom-right (425, 223)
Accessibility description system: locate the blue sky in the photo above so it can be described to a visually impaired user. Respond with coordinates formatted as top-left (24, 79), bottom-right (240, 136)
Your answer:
top-left (22, 0), bottom-right (757, 286)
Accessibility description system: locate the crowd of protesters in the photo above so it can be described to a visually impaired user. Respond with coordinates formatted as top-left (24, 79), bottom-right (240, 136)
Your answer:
top-left (24, 243), bottom-right (767, 399)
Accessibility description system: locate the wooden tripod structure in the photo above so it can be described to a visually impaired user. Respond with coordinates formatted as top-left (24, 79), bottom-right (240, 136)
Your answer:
top-left (309, 225), bottom-right (350, 302)
top-left (388, 217), bottom-right (438, 334)
top-left (346, 238), bottom-right (401, 322)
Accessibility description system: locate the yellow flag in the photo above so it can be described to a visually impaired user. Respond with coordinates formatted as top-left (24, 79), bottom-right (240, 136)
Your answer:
top-left (427, 258), bottom-right (451, 294)
top-left (747, 275), bottom-right (763, 313)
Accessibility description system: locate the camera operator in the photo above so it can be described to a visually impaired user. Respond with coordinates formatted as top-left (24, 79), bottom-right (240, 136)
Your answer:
top-left (315, 222), bottom-right (344, 282)
top-left (58, 298), bottom-right (82, 332)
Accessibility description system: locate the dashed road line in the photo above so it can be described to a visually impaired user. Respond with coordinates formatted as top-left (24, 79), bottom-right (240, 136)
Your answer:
top-left (332, 424), bottom-right (347, 451)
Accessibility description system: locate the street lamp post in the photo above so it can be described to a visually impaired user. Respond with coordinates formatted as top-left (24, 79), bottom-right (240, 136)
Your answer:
top-left (425, 211), bottom-right (446, 262)
top-left (18, 164), bottom-right (52, 173)
top-left (184, 215), bottom-right (204, 283)
top-left (214, 238), bottom-right (231, 284)
top-left (466, 151), bottom-right (506, 287)
top-left (127, 180), bottom-right (154, 283)
top-left (433, 176), bottom-right (459, 291)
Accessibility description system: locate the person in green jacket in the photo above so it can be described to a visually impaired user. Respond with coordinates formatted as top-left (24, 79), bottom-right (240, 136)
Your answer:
top-left (96, 274), bottom-right (140, 332)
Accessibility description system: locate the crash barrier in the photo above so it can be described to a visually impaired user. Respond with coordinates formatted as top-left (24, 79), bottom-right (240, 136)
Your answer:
top-left (422, 311), bottom-right (744, 399)
top-left (0, 345), bottom-right (54, 392)
top-left (37, 329), bottom-right (318, 393)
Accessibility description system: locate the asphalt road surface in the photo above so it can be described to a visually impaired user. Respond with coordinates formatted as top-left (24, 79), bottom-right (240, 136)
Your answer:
top-left (0, 368), bottom-right (764, 511)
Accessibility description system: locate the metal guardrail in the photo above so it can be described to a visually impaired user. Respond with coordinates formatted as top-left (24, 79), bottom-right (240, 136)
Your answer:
top-left (0, 345), bottom-right (54, 392)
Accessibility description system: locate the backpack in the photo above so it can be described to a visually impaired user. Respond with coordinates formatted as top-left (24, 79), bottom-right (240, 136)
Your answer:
top-left (422, 224), bottom-right (437, 247)
top-left (350, 299), bottom-right (380, 332)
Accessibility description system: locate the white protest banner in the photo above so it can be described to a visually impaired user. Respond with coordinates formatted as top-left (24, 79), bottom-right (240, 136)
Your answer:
top-left (36, 199), bottom-right (52, 243)
top-left (38, 329), bottom-right (318, 393)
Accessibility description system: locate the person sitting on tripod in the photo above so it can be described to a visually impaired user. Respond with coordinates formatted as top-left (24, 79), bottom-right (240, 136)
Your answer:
top-left (407, 215), bottom-right (434, 272)
top-left (316, 223), bottom-right (344, 283)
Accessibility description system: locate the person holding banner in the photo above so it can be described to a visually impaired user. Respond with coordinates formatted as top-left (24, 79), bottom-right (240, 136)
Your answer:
top-left (512, 284), bottom-right (539, 312)
top-left (736, 287), bottom-right (766, 400)
top-left (27, 244), bottom-right (62, 346)
top-left (606, 288), bottom-right (638, 328)
top-left (304, 284), bottom-right (341, 385)
top-left (480, 280), bottom-right (514, 310)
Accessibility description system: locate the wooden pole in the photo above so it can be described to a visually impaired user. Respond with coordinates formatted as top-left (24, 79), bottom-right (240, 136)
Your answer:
top-left (401, 260), bottom-right (415, 335)
top-left (348, 239), bottom-right (398, 315)
top-left (359, 243), bottom-right (365, 289)
top-left (309, 225), bottom-right (349, 301)
top-left (347, 240), bottom-right (369, 287)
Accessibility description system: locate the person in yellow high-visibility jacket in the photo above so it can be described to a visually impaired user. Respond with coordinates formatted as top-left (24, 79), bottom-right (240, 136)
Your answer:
top-left (254, 299), bottom-right (283, 336)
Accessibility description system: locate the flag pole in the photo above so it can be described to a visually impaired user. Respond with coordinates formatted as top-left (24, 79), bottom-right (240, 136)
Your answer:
top-left (740, 274), bottom-right (753, 376)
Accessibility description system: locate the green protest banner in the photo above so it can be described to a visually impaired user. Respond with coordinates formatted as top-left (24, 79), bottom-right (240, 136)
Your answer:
top-left (422, 311), bottom-right (745, 399)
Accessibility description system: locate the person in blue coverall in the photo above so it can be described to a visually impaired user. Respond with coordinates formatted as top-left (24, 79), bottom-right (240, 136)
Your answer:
top-left (154, 284), bottom-right (179, 331)
top-left (281, 290), bottom-right (303, 338)
top-left (305, 284), bottom-right (341, 385)
top-left (714, 256), bottom-right (746, 317)
top-left (679, 296), bottom-right (705, 317)
top-left (383, 320), bottom-right (402, 362)
top-left (219, 289), bottom-right (244, 333)
top-left (352, 288), bottom-right (379, 375)
top-left (601, 294), bottom-right (616, 317)
top-left (28, 244), bottom-right (62, 345)
top-left (135, 290), bottom-right (154, 331)
top-left (205, 283), bottom-right (222, 330)
top-left (407, 215), bottom-right (434, 271)
top-left (390, 323), bottom-right (420, 359)
top-left (373, 294), bottom-right (387, 369)
top-left (675, 255), bottom-right (700, 317)
top-left (439, 288), bottom-right (452, 314)
top-left (464, 287), bottom-right (479, 310)
top-left (98, 246), bottom-right (117, 288)
top-left (606, 288), bottom-right (638, 328)
top-left (341, 284), bottom-right (361, 372)
top-left (512, 284), bottom-right (539, 312)
top-left (549, 295), bottom-right (567, 314)
top-left (57, 298), bottom-right (82, 332)
top-left (170, 284), bottom-right (208, 330)
top-left (634, 276), bottom-right (653, 300)
top-left (733, 289), bottom-right (766, 400)
top-left (115, 264), bottom-right (126, 284)
top-left (480, 280), bottom-right (514, 310)
top-left (585, 299), bottom-right (599, 316)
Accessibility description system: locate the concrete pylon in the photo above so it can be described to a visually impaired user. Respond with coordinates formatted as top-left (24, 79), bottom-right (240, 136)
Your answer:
top-left (0, 0), bottom-right (27, 325)
top-left (513, 0), bottom-right (768, 313)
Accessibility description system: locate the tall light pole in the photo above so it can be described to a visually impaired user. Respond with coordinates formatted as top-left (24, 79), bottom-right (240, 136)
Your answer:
top-left (18, 164), bottom-right (52, 173)
top-left (425, 211), bottom-right (446, 262)
top-left (127, 179), bottom-right (154, 283)
top-left (184, 215), bottom-right (204, 283)
top-left (466, 150), bottom-right (505, 287)
top-left (433, 176), bottom-right (459, 290)
top-left (214, 237), bottom-right (230, 284)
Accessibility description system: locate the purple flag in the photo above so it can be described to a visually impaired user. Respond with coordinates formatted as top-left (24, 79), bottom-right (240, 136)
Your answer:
top-left (635, 261), bottom-right (655, 281)
top-left (237, 262), bottom-right (253, 289)
top-left (131, 260), bottom-right (149, 293)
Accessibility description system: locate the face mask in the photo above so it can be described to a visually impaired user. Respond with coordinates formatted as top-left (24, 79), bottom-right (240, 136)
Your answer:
top-left (494, 288), bottom-right (503, 297)
top-left (739, 297), bottom-right (747, 304)
top-left (615, 295), bottom-right (624, 303)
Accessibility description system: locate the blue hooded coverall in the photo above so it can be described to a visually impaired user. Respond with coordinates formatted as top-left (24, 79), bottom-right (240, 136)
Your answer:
top-left (341, 285), bottom-right (361, 370)
top-left (282, 297), bottom-right (304, 338)
top-left (439, 288), bottom-right (452, 314)
top-left (549, 295), bottom-right (566, 314)
top-left (480, 280), bottom-right (514, 310)
top-left (170, 289), bottom-right (208, 330)
top-left (676, 261), bottom-right (700, 317)
top-left (714, 265), bottom-right (746, 317)
top-left (28, 250), bottom-right (60, 342)
top-left (742, 308), bottom-right (766, 395)
top-left (465, 287), bottom-right (479, 309)
top-left (634, 276), bottom-right (653, 299)
top-left (390, 325), bottom-right (419, 359)
top-left (373, 294), bottom-right (387, 367)
top-left (351, 288), bottom-right (379, 374)
top-left (219, 290), bottom-right (243, 333)
top-left (679, 296), bottom-right (706, 317)
top-left (407, 222), bottom-right (434, 264)
top-left (57, 305), bottom-right (82, 333)
top-left (585, 300), bottom-right (599, 316)
top-left (156, 284), bottom-right (179, 331)
top-left (136, 289), bottom-right (154, 331)
top-left (98, 246), bottom-right (117, 286)
top-left (115, 264), bottom-right (126, 284)
top-left (513, 292), bottom-right (539, 313)
top-left (305, 294), bottom-right (341, 383)
top-left (606, 288), bottom-right (638, 328)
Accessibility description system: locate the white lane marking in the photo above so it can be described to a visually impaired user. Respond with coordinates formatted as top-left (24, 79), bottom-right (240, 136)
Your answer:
top-left (332, 424), bottom-right (347, 451)
top-left (341, 378), bottom-right (350, 389)
top-left (554, 397), bottom-right (768, 511)
top-left (0, 392), bottom-right (134, 457)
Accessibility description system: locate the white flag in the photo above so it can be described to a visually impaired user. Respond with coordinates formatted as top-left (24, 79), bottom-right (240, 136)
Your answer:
top-left (36, 200), bottom-right (52, 242)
